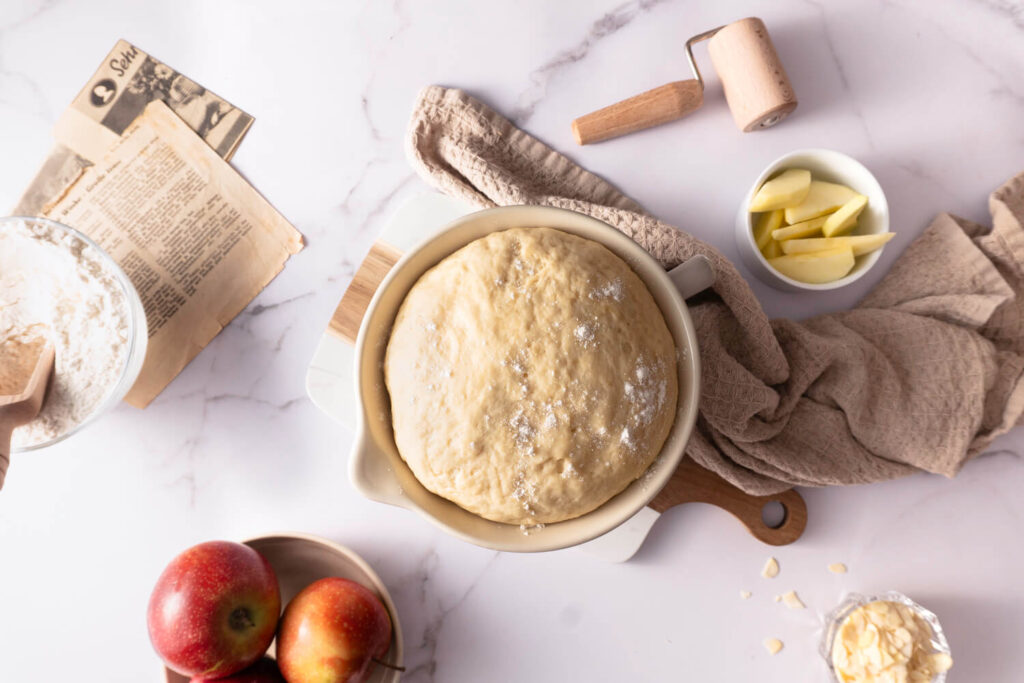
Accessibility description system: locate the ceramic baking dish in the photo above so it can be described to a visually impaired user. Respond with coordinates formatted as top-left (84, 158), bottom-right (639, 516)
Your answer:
top-left (351, 205), bottom-right (714, 551)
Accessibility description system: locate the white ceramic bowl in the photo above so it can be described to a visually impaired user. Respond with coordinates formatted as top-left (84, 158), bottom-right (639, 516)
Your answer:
top-left (351, 206), bottom-right (715, 552)
top-left (1, 216), bottom-right (148, 451)
top-left (734, 149), bottom-right (890, 292)
top-left (163, 533), bottom-right (404, 683)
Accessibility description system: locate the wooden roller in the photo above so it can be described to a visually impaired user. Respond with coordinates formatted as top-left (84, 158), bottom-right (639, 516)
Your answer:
top-left (572, 17), bottom-right (797, 145)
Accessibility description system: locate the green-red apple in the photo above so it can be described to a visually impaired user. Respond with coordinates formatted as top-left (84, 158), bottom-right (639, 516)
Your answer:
top-left (148, 541), bottom-right (281, 679)
top-left (277, 577), bottom-right (393, 683)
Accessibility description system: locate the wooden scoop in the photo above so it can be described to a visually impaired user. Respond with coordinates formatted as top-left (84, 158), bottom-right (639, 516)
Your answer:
top-left (0, 336), bottom-right (55, 489)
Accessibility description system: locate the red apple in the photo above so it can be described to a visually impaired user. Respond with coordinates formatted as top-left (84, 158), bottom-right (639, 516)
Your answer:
top-left (148, 541), bottom-right (281, 679)
top-left (190, 656), bottom-right (285, 682)
top-left (277, 577), bottom-right (394, 683)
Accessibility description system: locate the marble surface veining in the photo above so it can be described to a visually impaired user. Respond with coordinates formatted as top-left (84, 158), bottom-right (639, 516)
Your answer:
top-left (1, 0), bottom-right (1023, 680)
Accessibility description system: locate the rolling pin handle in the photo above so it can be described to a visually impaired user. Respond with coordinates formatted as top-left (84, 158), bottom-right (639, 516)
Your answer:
top-left (0, 425), bottom-right (10, 490)
top-left (572, 79), bottom-right (704, 145)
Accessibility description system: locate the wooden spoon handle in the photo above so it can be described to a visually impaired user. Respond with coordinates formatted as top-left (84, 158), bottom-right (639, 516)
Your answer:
top-left (0, 422), bottom-right (13, 490)
top-left (650, 458), bottom-right (807, 545)
top-left (572, 80), bottom-right (704, 145)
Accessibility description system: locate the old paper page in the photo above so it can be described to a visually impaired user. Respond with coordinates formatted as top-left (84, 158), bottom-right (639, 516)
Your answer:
top-left (54, 39), bottom-right (253, 163)
top-left (12, 143), bottom-right (90, 216)
top-left (15, 39), bottom-right (253, 216)
top-left (44, 100), bottom-right (303, 408)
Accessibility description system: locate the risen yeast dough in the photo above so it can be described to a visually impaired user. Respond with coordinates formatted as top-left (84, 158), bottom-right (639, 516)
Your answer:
top-left (385, 228), bottom-right (678, 525)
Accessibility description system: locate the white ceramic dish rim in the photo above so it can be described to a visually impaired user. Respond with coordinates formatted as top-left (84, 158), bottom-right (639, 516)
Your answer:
top-left (3, 215), bottom-right (148, 452)
top-left (738, 148), bottom-right (891, 291)
top-left (350, 205), bottom-right (710, 553)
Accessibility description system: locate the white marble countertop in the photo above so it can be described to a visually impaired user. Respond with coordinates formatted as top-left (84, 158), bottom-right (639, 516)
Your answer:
top-left (2, 1), bottom-right (1023, 681)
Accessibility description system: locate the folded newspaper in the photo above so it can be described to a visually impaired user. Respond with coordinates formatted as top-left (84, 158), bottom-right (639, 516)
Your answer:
top-left (15, 40), bottom-right (302, 408)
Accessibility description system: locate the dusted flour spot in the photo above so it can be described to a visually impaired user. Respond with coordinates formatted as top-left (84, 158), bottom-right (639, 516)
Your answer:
top-left (589, 278), bottom-right (624, 301)
top-left (574, 322), bottom-right (596, 346)
top-left (385, 228), bottom-right (678, 524)
top-left (509, 410), bottom-right (536, 446)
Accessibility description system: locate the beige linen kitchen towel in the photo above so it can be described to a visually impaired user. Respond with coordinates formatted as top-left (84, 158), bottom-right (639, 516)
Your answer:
top-left (407, 85), bottom-right (1024, 494)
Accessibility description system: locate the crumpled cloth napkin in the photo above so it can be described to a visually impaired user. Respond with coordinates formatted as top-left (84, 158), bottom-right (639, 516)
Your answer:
top-left (406, 85), bottom-right (1024, 494)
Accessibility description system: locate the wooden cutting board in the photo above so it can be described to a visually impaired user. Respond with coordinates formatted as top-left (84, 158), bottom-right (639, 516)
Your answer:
top-left (306, 193), bottom-right (806, 560)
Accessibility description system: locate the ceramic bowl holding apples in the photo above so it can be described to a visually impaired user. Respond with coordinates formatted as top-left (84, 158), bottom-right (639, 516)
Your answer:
top-left (149, 534), bottom-right (403, 683)
top-left (735, 148), bottom-right (892, 291)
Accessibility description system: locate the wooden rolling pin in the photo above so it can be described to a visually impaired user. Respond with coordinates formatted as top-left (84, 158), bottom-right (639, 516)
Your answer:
top-left (573, 17), bottom-right (797, 145)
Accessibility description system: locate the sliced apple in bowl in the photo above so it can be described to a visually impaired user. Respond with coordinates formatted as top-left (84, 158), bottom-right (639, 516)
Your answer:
top-left (745, 154), bottom-right (889, 288)
top-left (822, 194), bottom-right (869, 237)
top-left (767, 246), bottom-right (856, 285)
top-left (780, 232), bottom-right (895, 257)
top-left (753, 209), bottom-right (785, 251)
top-left (783, 181), bottom-right (859, 224)
top-left (749, 169), bottom-right (812, 212)
top-left (771, 215), bottom-right (828, 241)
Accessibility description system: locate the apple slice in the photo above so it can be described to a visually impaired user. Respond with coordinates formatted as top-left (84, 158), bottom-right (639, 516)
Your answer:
top-left (780, 233), bottom-right (894, 257)
top-left (822, 194), bottom-right (869, 237)
top-left (753, 209), bottom-right (785, 250)
top-left (771, 215), bottom-right (828, 241)
top-left (784, 181), bottom-right (858, 224)
top-left (749, 169), bottom-right (812, 212)
top-left (768, 246), bottom-right (856, 284)
top-left (762, 238), bottom-right (783, 259)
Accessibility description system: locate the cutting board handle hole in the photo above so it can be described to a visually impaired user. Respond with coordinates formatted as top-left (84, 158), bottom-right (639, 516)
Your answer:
top-left (760, 501), bottom-right (787, 529)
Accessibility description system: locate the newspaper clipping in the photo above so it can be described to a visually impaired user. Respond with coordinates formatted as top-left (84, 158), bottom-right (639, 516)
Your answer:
top-left (42, 101), bottom-right (302, 407)
top-left (56, 39), bottom-right (253, 163)
top-left (16, 39), bottom-right (253, 216)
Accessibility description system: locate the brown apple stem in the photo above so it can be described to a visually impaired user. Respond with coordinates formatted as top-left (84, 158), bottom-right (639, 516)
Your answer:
top-left (372, 658), bottom-right (407, 672)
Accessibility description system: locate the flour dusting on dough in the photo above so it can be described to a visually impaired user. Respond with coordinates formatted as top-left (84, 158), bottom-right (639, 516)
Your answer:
top-left (385, 228), bottom-right (678, 524)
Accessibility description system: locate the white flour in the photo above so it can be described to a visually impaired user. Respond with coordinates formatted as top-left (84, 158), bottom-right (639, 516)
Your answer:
top-left (1, 219), bottom-right (131, 448)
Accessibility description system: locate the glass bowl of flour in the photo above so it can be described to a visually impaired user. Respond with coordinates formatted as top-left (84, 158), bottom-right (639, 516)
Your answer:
top-left (0, 216), bottom-right (147, 451)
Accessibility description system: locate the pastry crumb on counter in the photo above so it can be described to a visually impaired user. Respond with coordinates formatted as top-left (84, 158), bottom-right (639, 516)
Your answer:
top-left (828, 562), bottom-right (848, 574)
top-left (740, 590), bottom-right (752, 599)
top-left (773, 595), bottom-right (782, 602)
top-left (764, 638), bottom-right (783, 655)
top-left (761, 557), bottom-right (779, 579)
top-left (781, 590), bottom-right (805, 609)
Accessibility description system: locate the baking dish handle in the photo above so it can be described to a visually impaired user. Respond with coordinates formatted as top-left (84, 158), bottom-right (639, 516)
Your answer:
top-left (668, 254), bottom-right (715, 299)
top-left (349, 428), bottom-right (409, 509)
